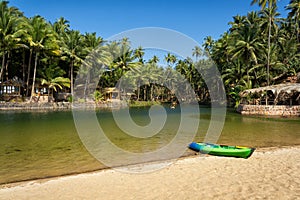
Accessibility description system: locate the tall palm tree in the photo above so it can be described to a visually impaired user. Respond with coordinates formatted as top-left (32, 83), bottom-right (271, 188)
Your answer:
top-left (251, 0), bottom-right (278, 86)
top-left (259, 6), bottom-right (281, 81)
top-left (0, 1), bottom-right (24, 81)
top-left (229, 23), bottom-right (263, 88)
top-left (26, 15), bottom-right (57, 101)
top-left (286, 0), bottom-right (300, 41)
top-left (81, 32), bottom-right (106, 97)
top-left (60, 30), bottom-right (83, 96)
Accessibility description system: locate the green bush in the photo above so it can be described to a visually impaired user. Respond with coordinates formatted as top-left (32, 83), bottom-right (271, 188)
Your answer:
top-left (94, 90), bottom-right (104, 102)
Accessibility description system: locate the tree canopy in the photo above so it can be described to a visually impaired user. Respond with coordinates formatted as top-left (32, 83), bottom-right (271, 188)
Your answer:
top-left (0, 1), bottom-right (299, 106)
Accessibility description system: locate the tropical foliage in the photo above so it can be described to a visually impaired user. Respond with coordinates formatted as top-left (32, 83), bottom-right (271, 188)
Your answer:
top-left (0, 1), bottom-right (299, 106)
top-left (205, 0), bottom-right (300, 105)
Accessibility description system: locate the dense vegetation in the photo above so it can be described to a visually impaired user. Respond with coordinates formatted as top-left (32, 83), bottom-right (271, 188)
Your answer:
top-left (206, 0), bottom-right (300, 105)
top-left (0, 0), bottom-right (299, 106)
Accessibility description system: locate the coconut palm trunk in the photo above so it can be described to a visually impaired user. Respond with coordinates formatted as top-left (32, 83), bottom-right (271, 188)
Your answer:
top-left (137, 83), bottom-right (140, 101)
top-left (30, 51), bottom-right (39, 102)
top-left (251, 0), bottom-right (278, 86)
top-left (70, 60), bottom-right (74, 96)
top-left (83, 69), bottom-right (90, 101)
top-left (267, 15), bottom-right (272, 86)
top-left (150, 84), bottom-right (154, 101)
top-left (0, 52), bottom-right (5, 82)
top-left (22, 49), bottom-right (26, 84)
top-left (5, 52), bottom-right (10, 81)
top-left (26, 49), bottom-right (33, 96)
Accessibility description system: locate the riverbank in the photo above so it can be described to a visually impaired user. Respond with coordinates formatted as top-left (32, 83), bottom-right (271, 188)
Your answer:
top-left (0, 101), bottom-right (163, 111)
top-left (0, 102), bottom-right (71, 110)
top-left (1, 146), bottom-right (299, 200)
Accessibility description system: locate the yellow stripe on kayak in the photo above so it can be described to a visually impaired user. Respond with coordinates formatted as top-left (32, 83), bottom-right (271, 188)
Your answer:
top-left (236, 146), bottom-right (248, 149)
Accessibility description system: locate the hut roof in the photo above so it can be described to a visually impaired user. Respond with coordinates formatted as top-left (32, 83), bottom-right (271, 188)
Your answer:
top-left (103, 87), bottom-right (119, 93)
top-left (0, 78), bottom-right (24, 86)
top-left (240, 83), bottom-right (300, 97)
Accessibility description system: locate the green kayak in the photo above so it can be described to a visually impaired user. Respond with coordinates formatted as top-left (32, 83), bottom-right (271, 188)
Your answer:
top-left (189, 142), bottom-right (255, 159)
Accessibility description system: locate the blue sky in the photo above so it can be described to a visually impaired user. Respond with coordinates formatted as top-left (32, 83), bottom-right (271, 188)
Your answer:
top-left (9, 0), bottom-right (290, 45)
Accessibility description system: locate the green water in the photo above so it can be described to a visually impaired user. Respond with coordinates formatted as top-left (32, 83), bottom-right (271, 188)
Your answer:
top-left (0, 106), bottom-right (299, 184)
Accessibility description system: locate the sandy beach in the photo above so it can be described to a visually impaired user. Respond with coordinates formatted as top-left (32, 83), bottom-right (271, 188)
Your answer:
top-left (0, 146), bottom-right (299, 200)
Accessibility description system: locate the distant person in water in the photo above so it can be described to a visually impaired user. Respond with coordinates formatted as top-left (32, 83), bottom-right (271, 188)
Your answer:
top-left (170, 102), bottom-right (176, 109)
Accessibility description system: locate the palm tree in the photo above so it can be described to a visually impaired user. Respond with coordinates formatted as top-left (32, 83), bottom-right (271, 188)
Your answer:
top-left (229, 15), bottom-right (246, 33)
top-left (251, 0), bottom-right (278, 86)
top-left (165, 53), bottom-right (177, 67)
top-left (176, 59), bottom-right (193, 85)
top-left (192, 46), bottom-right (202, 62)
top-left (148, 55), bottom-right (159, 64)
top-left (212, 32), bottom-right (231, 73)
top-left (100, 39), bottom-right (141, 97)
top-left (60, 30), bottom-right (83, 96)
top-left (52, 17), bottom-right (70, 37)
top-left (111, 39), bottom-right (140, 74)
top-left (247, 11), bottom-right (261, 25)
top-left (25, 15), bottom-right (58, 102)
top-left (83, 32), bottom-right (103, 52)
top-left (0, 1), bottom-right (24, 81)
top-left (81, 32), bottom-right (107, 98)
top-left (259, 7), bottom-right (281, 82)
top-left (229, 23), bottom-right (263, 88)
top-left (144, 63), bottom-right (161, 101)
top-left (134, 46), bottom-right (144, 63)
top-left (222, 60), bottom-right (250, 89)
top-left (163, 66), bottom-right (180, 101)
top-left (175, 58), bottom-right (198, 98)
top-left (40, 66), bottom-right (70, 98)
top-left (272, 21), bottom-right (299, 82)
top-left (286, 0), bottom-right (300, 41)
top-left (203, 36), bottom-right (214, 56)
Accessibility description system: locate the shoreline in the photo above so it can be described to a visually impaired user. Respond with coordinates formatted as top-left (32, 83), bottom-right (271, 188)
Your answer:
top-left (1, 145), bottom-right (299, 187)
top-left (0, 101), bottom-right (164, 111)
top-left (1, 145), bottom-right (299, 199)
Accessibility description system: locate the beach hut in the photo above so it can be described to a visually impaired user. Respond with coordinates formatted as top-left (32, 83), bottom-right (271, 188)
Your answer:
top-left (103, 87), bottom-right (120, 101)
top-left (0, 78), bottom-right (24, 101)
top-left (237, 83), bottom-right (300, 116)
top-left (239, 83), bottom-right (300, 106)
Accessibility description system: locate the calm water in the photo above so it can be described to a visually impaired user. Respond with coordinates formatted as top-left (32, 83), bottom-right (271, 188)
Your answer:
top-left (0, 105), bottom-right (299, 184)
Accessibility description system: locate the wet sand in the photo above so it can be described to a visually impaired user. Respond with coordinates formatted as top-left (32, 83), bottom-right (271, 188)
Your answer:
top-left (0, 146), bottom-right (299, 200)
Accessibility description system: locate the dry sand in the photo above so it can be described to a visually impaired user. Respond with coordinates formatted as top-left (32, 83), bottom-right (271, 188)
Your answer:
top-left (0, 146), bottom-right (299, 200)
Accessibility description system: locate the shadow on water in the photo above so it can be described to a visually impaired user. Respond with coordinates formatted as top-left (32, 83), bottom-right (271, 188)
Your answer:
top-left (0, 105), bottom-right (299, 184)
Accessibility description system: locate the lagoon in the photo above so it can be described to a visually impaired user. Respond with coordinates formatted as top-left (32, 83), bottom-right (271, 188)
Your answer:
top-left (0, 105), bottom-right (300, 185)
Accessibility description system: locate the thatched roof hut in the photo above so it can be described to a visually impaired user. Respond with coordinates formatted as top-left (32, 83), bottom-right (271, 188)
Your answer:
top-left (0, 78), bottom-right (24, 96)
top-left (103, 87), bottom-right (120, 101)
top-left (239, 83), bottom-right (300, 105)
